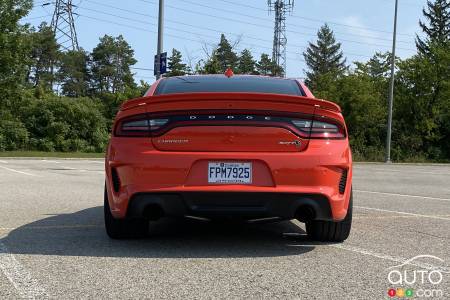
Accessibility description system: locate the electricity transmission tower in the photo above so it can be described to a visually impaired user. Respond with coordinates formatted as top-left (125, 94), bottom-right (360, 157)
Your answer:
top-left (267, 0), bottom-right (294, 76)
top-left (48, 0), bottom-right (80, 51)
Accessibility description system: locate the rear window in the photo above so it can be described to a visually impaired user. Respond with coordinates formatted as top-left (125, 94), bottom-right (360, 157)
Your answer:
top-left (154, 76), bottom-right (304, 96)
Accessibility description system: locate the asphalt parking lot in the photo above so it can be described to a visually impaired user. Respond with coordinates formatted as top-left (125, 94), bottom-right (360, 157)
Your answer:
top-left (0, 159), bottom-right (449, 299)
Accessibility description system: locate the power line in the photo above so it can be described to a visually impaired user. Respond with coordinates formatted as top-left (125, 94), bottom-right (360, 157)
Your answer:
top-left (37, 0), bottom-right (418, 46)
top-left (76, 5), bottom-right (411, 63)
top-left (76, 0), bottom-right (414, 53)
top-left (76, 6), bottom-right (299, 57)
top-left (78, 6), bottom-right (375, 64)
top-left (21, 14), bottom-right (51, 21)
top-left (32, 2), bottom-right (414, 61)
top-left (176, 0), bottom-right (415, 42)
top-left (77, 13), bottom-right (300, 62)
top-left (145, 0), bottom-right (415, 51)
top-left (214, 0), bottom-right (416, 37)
top-left (81, 0), bottom-right (378, 60)
top-left (32, 1), bottom-right (418, 75)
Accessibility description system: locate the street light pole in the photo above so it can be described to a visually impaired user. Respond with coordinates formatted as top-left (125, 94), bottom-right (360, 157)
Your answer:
top-left (156, 0), bottom-right (164, 80)
top-left (385, 0), bottom-right (398, 163)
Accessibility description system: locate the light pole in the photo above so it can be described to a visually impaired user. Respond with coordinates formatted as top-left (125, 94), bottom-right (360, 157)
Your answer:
top-left (385, 0), bottom-right (398, 163)
top-left (156, 0), bottom-right (164, 80)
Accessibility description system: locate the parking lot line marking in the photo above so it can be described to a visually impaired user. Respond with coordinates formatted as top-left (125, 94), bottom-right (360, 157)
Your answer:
top-left (0, 240), bottom-right (49, 299)
top-left (0, 165), bottom-right (38, 177)
top-left (354, 206), bottom-right (450, 221)
top-left (353, 214), bottom-right (450, 219)
top-left (353, 167), bottom-right (450, 175)
top-left (355, 189), bottom-right (450, 202)
top-left (0, 225), bottom-right (103, 232)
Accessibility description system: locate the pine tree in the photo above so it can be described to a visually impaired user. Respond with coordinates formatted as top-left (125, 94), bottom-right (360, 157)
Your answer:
top-left (355, 52), bottom-right (392, 80)
top-left (215, 34), bottom-right (238, 71)
top-left (56, 49), bottom-right (90, 97)
top-left (256, 54), bottom-right (283, 76)
top-left (237, 49), bottom-right (256, 74)
top-left (90, 35), bottom-right (137, 94)
top-left (167, 48), bottom-right (189, 77)
top-left (416, 0), bottom-right (450, 55)
top-left (203, 34), bottom-right (238, 74)
top-left (303, 24), bottom-right (347, 90)
top-left (28, 22), bottom-right (60, 90)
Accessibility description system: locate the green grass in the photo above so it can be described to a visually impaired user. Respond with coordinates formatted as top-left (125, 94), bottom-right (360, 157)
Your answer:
top-left (0, 151), bottom-right (104, 158)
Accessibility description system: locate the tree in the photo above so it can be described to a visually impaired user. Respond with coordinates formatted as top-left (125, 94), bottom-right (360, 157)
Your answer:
top-left (355, 52), bottom-right (392, 80)
top-left (215, 34), bottom-right (238, 71)
top-left (57, 49), bottom-right (90, 97)
top-left (256, 53), bottom-right (283, 76)
top-left (28, 22), bottom-right (60, 90)
top-left (238, 49), bottom-right (256, 74)
top-left (394, 42), bottom-right (450, 161)
top-left (416, 0), bottom-right (450, 55)
top-left (303, 24), bottom-right (347, 91)
top-left (90, 35), bottom-right (137, 94)
top-left (203, 34), bottom-right (238, 74)
top-left (0, 0), bottom-right (33, 105)
top-left (167, 48), bottom-right (189, 76)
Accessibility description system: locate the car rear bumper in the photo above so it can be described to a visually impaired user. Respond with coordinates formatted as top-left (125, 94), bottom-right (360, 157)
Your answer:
top-left (105, 139), bottom-right (352, 221)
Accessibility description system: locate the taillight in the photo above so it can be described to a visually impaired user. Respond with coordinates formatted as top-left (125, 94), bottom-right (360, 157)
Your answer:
top-left (292, 118), bottom-right (345, 139)
top-left (115, 115), bottom-right (169, 137)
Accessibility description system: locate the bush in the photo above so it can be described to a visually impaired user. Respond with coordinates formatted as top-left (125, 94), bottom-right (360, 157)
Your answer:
top-left (0, 110), bottom-right (29, 151)
top-left (14, 94), bottom-right (110, 153)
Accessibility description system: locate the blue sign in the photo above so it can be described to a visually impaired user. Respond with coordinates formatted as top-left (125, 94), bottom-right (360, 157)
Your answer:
top-left (160, 52), bottom-right (167, 74)
top-left (154, 52), bottom-right (167, 76)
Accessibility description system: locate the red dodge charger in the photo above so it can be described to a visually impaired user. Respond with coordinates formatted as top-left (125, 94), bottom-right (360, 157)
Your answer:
top-left (104, 74), bottom-right (353, 241)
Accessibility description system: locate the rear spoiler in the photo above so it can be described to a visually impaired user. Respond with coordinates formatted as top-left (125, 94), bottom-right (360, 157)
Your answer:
top-left (120, 92), bottom-right (341, 113)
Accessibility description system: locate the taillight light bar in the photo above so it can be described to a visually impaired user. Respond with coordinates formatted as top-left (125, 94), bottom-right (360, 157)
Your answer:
top-left (114, 112), bottom-right (346, 139)
top-left (291, 119), bottom-right (345, 139)
top-left (114, 114), bottom-right (168, 137)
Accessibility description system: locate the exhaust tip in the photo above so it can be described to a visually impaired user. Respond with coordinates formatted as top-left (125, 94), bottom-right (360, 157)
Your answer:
top-left (295, 205), bottom-right (316, 222)
top-left (143, 204), bottom-right (165, 221)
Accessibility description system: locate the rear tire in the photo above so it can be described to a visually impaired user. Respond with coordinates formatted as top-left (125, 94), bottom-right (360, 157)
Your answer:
top-left (305, 190), bottom-right (352, 242)
top-left (104, 186), bottom-right (148, 239)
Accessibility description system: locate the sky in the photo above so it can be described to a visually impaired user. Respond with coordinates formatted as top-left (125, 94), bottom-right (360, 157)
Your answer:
top-left (23, 0), bottom-right (429, 82)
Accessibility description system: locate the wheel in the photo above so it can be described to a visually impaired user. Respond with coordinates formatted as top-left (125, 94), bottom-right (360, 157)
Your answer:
top-left (305, 190), bottom-right (353, 242)
top-left (104, 185), bottom-right (148, 239)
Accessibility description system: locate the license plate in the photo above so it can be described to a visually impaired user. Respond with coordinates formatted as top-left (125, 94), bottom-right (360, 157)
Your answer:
top-left (208, 162), bottom-right (252, 184)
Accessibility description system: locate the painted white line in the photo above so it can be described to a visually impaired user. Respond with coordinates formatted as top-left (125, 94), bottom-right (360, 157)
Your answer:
top-left (41, 159), bottom-right (60, 164)
top-left (353, 214), bottom-right (450, 219)
top-left (353, 167), bottom-right (450, 176)
top-left (0, 160), bottom-right (9, 164)
top-left (86, 161), bottom-right (104, 164)
top-left (355, 189), bottom-right (450, 202)
top-left (354, 206), bottom-right (450, 221)
top-left (0, 240), bottom-right (49, 298)
top-left (0, 165), bottom-right (38, 177)
top-left (0, 224), bottom-right (103, 231)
